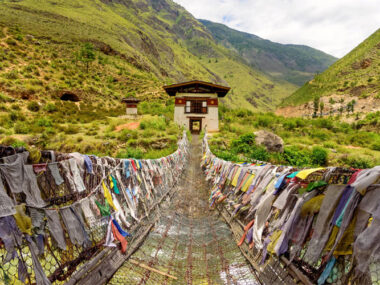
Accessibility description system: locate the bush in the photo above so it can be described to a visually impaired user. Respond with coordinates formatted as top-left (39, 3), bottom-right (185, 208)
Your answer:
top-left (344, 157), bottom-right (373, 169)
top-left (211, 148), bottom-right (240, 162)
top-left (14, 122), bottom-right (29, 134)
top-left (64, 124), bottom-right (80, 134)
top-left (118, 129), bottom-right (138, 141)
top-left (116, 147), bottom-right (144, 159)
top-left (0, 92), bottom-right (14, 103)
top-left (311, 146), bottom-right (328, 166)
top-left (27, 101), bottom-right (40, 112)
top-left (281, 146), bottom-right (311, 167)
top-left (371, 141), bottom-right (380, 151)
top-left (43, 103), bottom-right (57, 113)
top-left (139, 116), bottom-right (167, 131)
top-left (249, 146), bottom-right (269, 162)
top-left (11, 104), bottom-right (20, 110)
top-left (9, 111), bottom-right (25, 121)
top-left (312, 118), bottom-right (334, 130)
top-left (254, 114), bottom-right (273, 128)
top-left (36, 118), bottom-right (53, 127)
top-left (4, 70), bottom-right (19, 79)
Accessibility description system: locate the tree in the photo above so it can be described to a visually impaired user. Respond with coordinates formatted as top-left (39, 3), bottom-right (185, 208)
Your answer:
top-left (351, 100), bottom-right (356, 113)
top-left (346, 100), bottom-right (356, 113)
top-left (76, 43), bottom-right (96, 72)
top-left (319, 101), bottom-right (324, 117)
top-left (313, 97), bottom-right (320, 118)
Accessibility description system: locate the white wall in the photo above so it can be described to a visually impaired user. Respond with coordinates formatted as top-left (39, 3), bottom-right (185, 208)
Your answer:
top-left (126, 108), bottom-right (138, 115)
top-left (174, 93), bottom-right (219, 132)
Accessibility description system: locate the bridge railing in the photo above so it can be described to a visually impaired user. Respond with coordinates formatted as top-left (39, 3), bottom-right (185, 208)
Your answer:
top-left (0, 132), bottom-right (189, 285)
top-left (202, 132), bottom-right (379, 285)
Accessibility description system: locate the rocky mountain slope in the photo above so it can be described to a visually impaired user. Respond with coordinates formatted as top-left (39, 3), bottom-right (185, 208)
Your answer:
top-left (0, 0), bottom-right (301, 111)
top-left (200, 19), bottom-right (337, 86)
top-left (279, 28), bottom-right (380, 115)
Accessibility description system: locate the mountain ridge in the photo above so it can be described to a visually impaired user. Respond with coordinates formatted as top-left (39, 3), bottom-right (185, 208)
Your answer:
top-left (279, 28), bottom-right (380, 116)
top-left (199, 19), bottom-right (337, 86)
top-left (0, 0), bottom-right (302, 111)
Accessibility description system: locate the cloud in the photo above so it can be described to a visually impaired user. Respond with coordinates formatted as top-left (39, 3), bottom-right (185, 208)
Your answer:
top-left (173, 0), bottom-right (380, 57)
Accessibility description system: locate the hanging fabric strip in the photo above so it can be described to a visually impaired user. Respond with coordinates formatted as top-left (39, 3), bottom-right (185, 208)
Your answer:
top-left (48, 163), bottom-right (64, 185)
top-left (102, 181), bottom-right (117, 211)
top-left (0, 177), bottom-right (16, 217)
top-left (45, 209), bottom-right (67, 250)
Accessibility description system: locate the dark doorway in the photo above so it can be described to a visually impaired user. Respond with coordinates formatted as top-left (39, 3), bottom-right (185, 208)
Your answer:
top-left (60, 92), bottom-right (80, 102)
top-left (189, 118), bottom-right (202, 134)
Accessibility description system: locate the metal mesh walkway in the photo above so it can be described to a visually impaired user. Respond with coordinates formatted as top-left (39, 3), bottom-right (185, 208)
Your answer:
top-left (109, 137), bottom-right (259, 284)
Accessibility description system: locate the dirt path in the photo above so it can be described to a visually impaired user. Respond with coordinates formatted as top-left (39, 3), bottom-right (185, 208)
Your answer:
top-left (109, 136), bottom-right (259, 284)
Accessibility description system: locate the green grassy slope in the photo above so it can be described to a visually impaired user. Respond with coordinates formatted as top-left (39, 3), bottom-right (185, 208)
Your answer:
top-left (210, 109), bottom-right (380, 168)
top-left (200, 19), bottom-right (337, 86)
top-left (0, 0), bottom-right (296, 111)
top-left (283, 28), bottom-right (380, 106)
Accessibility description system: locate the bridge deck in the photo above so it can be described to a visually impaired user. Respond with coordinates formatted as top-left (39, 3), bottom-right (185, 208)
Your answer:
top-left (109, 136), bottom-right (259, 284)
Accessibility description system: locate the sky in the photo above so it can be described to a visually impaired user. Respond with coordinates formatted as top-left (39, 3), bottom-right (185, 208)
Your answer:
top-left (173, 0), bottom-right (380, 58)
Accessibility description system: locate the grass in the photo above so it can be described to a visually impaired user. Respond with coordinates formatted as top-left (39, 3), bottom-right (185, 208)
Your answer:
top-left (0, 0), bottom-right (298, 112)
top-left (0, 96), bottom-right (183, 158)
top-left (209, 107), bottom-right (380, 168)
top-left (283, 28), bottom-right (380, 106)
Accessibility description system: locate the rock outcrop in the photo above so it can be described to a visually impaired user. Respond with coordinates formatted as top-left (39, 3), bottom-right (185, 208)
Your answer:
top-left (254, 130), bottom-right (284, 153)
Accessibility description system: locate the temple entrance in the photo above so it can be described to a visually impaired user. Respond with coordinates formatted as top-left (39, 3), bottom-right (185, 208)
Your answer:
top-left (189, 118), bottom-right (202, 134)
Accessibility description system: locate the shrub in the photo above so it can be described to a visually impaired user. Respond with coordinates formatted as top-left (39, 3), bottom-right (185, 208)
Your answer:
top-left (139, 116), bottom-right (167, 131)
top-left (344, 157), bottom-right (373, 169)
top-left (27, 101), bottom-right (40, 112)
top-left (0, 92), bottom-right (14, 103)
top-left (309, 129), bottom-right (328, 141)
top-left (231, 133), bottom-right (256, 153)
top-left (0, 103), bottom-right (7, 111)
top-left (1, 137), bottom-right (26, 148)
top-left (249, 146), bottom-right (269, 162)
top-left (116, 147), bottom-right (144, 159)
top-left (311, 146), bottom-right (328, 166)
top-left (254, 114), bottom-right (273, 128)
top-left (5, 38), bottom-right (17, 46)
top-left (15, 34), bottom-right (23, 41)
top-left (283, 120), bottom-right (297, 131)
top-left (282, 146), bottom-right (311, 167)
top-left (11, 104), bottom-right (20, 110)
top-left (371, 141), bottom-right (380, 151)
top-left (4, 70), bottom-right (19, 79)
top-left (9, 111), bottom-right (25, 121)
top-left (36, 118), bottom-right (53, 127)
top-left (43, 103), bottom-right (57, 113)
top-left (312, 118), bottom-right (334, 130)
top-left (64, 124), bottom-right (80, 134)
top-left (14, 122), bottom-right (29, 134)
top-left (211, 148), bottom-right (240, 162)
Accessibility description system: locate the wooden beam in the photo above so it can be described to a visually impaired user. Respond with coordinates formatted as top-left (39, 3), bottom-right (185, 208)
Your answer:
top-left (129, 259), bottom-right (177, 280)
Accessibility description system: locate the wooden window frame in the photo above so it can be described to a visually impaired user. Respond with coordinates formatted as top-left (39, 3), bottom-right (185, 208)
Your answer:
top-left (184, 100), bottom-right (208, 114)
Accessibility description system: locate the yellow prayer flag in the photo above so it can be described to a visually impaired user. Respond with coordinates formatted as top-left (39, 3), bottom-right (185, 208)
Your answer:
top-left (241, 174), bottom-right (255, 192)
top-left (102, 181), bottom-right (117, 211)
top-left (231, 168), bottom-right (242, 187)
top-left (296, 168), bottom-right (325, 180)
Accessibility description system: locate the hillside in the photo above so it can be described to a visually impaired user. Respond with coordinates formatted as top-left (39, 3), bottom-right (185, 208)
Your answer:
top-left (280, 28), bottom-right (380, 115)
top-left (0, 0), bottom-right (299, 111)
top-left (200, 19), bottom-right (337, 86)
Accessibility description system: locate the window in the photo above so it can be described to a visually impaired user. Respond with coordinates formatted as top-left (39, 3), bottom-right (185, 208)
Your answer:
top-left (184, 100), bottom-right (208, 114)
top-left (185, 101), bottom-right (191, 113)
top-left (192, 101), bottom-right (202, 113)
top-left (202, 101), bottom-right (207, 113)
